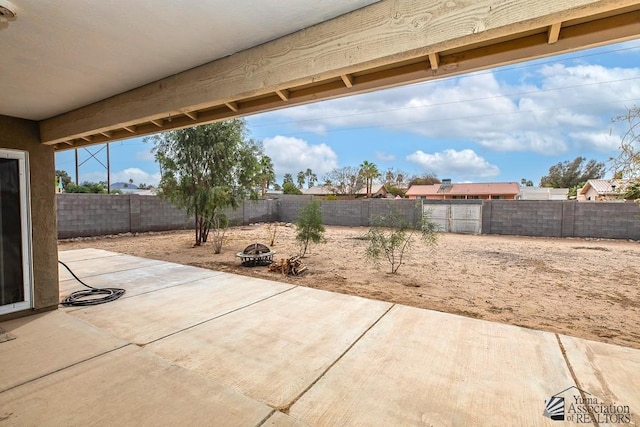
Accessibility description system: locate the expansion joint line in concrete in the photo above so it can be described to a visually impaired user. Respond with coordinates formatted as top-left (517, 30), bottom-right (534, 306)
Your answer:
top-left (0, 343), bottom-right (132, 395)
top-left (555, 333), bottom-right (599, 427)
top-left (278, 303), bottom-right (396, 414)
top-left (107, 274), bottom-right (224, 301)
top-left (59, 262), bottom-right (166, 282)
top-left (254, 409), bottom-right (277, 427)
top-left (142, 285), bottom-right (298, 346)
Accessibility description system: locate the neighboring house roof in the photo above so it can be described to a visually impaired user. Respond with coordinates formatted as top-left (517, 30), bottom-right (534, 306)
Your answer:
top-left (302, 185), bottom-right (334, 195)
top-left (303, 183), bottom-right (387, 196)
top-left (110, 182), bottom-right (139, 190)
top-left (449, 182), bottom-right (520, 195)
top-left (406, 182), bottom-right (520, 196)
top-left (578, 179), bottom-right (629, 196)
top-left (356, 184), bottom-right (387, 196)
top-left (405, 184), bottom-right (441, 197)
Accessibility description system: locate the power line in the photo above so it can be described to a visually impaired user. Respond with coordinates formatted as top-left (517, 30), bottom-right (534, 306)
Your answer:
top-left (249, 75), bottom-right (640, 129)
top-left (263, 97), bottom-right (640, 138)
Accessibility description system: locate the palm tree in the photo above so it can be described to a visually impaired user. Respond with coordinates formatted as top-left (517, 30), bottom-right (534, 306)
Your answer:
top-left (305, 168), bottom-right (317, 188)
top-left (259, 156), bottom-right (275, 197)
top-left (283, 173), bottom-right (294, 185)
top-left (359, 160), bottom-right (380, 198)
top-left (297, 171), bottom-right (306, 189)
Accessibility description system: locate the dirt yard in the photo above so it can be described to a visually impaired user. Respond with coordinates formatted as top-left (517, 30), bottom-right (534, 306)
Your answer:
top-left (58, 224), bottom-right (640, 349)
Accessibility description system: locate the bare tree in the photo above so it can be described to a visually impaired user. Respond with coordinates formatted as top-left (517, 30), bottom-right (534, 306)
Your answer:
top-left (610, 105), bottom-right (640, 200)
top-left (323, 166), bottom-right (364, 196)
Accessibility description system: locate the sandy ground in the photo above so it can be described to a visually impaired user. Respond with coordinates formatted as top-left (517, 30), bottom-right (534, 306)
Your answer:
top-left (58, 224), bottom-right (640, 349)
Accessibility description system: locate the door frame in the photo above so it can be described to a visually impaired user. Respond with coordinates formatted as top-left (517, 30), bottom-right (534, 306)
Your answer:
top-left (0, 149), bottom-right (33, 315)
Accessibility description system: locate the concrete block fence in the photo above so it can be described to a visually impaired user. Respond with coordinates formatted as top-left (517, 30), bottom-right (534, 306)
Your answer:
top-left (56, 194), bottom-right (640, 240)
top-left (480, 200), bottom-right (640, 240)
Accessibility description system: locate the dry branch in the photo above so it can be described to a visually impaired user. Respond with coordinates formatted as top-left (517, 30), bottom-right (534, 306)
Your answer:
top-left (269, 256), bottom-right (307, 276)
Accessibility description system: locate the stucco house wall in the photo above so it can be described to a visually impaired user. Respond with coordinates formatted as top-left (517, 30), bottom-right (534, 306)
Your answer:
top-left (0, 115), bottom-right (59, 320)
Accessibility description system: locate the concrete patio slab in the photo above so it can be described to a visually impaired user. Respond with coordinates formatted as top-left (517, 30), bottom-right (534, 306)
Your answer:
top-left (263, 411), bottom-right (309, 426)
top-left (289, 304), bottom-right (575, 426)
top-left (0, 345), bottom-right (273, 426)
top-left (0, 311), bottom-right (127, 393)
top-left (57, 248), bottom-right (121, 262)
top-left (5, 249), bottom-right (637, 425)
top-left (58, 253), bottom-right (166, 281)
top-left (59, 260), bottom-right (224, 303)
top-left (147, 286), bottom-right (392, 409)
top-left (559, 335), bottom-right (639, 425)
top-left (67, 274), bottom-right (296, 345)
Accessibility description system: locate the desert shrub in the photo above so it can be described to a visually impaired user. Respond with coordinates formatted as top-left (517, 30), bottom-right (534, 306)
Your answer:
top-left (209, 212), bottom-right (229, 254)
top-left (295, 200), bottom-right (325, 257)
top-left (365, 209), bottom-right (438, 273)
top-left (266, 222), bottom-right (278, 246)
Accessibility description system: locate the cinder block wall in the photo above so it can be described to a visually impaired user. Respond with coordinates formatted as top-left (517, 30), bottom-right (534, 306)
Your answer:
top-left (57, 194), bottom-right (278, 238)
top-left (278, 197), bottom-right (420, 227)
top-left (482, 200), bottom-right (640, 240)
top-left (277, 195), bottom-right (313, 223)
top-left (135, 195), bottom-right (191, 232)
top-left (483, 200), bottom-right (564, 237)
top-left (573, 202), bottom-right (640, 239)
top-left (57, 194), bottom-right (131, 238)
top-left (57, 194), bottom-right (640, 240)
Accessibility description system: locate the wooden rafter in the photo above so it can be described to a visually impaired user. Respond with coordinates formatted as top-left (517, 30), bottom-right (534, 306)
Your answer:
top-left (548, 22), bottom-right (562, 43)
top-left (225, 102), bottom-right (239, 112)
top-left (123, 125), bottom-right (136, 133)
top-left (275, 89), bottom-right (290, 101)
top-left (184, 111), bottom-right (198, 120)
top-left (428, 53), bottom-right (440, 70)
top-left (341, 74), bottom-right (354, 88)
top-left (150, 119), bottom-right (164, 127)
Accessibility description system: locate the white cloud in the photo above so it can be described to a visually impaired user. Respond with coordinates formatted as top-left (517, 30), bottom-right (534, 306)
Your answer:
top-left (375, 151), bottom-right (396, 161)
top-left (254, 64), bottom-right (640, 155)
top-left (82, 167), bottom-right (161, 186)
top-left (568, 131), bottom-right (620, 152)
top-left (406, 149), bottom-right (500, 179)
top-left (263, 136), bottom-right (338, 177)
top-left (136, 149), bottom-right (155, 161)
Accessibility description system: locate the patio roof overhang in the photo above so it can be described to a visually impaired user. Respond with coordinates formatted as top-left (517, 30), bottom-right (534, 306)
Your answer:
top-left (3, 1), bottom-right (640, 150)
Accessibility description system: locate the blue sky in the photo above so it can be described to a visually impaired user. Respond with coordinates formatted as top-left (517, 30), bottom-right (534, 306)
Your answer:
top-left (55, 40), bottom-right (640, 187)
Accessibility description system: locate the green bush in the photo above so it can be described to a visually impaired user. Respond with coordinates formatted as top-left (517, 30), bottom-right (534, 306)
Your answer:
top-left (365, 209), bottom-right (438, 274)
top-left (295, 200), bottom-right (325, 257)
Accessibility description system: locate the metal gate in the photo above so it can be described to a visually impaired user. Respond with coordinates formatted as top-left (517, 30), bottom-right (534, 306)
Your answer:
top-left (423, 202), bottom-right (482, 234)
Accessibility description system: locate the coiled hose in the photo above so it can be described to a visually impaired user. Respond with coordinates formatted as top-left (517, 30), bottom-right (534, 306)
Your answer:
top-left (59, 260), bottom-right (125, 307)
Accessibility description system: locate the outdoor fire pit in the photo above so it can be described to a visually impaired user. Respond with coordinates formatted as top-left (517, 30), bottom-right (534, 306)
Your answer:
top-left (236, 243), bottom-right (275, 267)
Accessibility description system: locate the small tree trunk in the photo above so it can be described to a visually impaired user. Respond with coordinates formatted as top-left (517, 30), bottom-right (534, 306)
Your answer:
top-left (194, 212), bottom-right (201, 246)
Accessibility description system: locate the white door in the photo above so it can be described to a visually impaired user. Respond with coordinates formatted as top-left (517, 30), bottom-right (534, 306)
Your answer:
top-left (0, 149), bottom-right (32, 315)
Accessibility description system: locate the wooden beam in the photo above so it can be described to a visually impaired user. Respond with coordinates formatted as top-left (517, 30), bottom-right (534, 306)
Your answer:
top-left (123, 125), bottom-right (136, 133)
top-left (275, 89), bottom-right (290, 101)
top-left (225, 102), bottom-right (239, 112)
top-left (150, 119), bottom-right (164, 127)
top-left (341, 74), bottom-right (354, 88)
top-left (548, 22), bottom-right (562, 43)
top-left (81, 135), bottom-right (92, 142)
top-left (40, 0), bottom-right (640, 145)
top-left (428, 53), bottom-right (440, 70)
top-left (100, 131), bottom-right (112, 138)
top-left (184, 111), bottom-right (198, 120)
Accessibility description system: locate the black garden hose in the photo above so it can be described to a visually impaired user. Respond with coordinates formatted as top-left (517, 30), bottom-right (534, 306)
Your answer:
top-left (58, 260), bottom-right (125, 307)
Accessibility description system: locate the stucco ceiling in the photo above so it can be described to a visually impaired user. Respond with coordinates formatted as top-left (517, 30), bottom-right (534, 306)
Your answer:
top-left (0, 0), bottom-right (379, 121)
